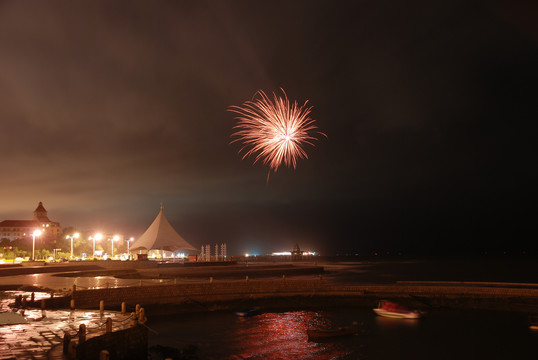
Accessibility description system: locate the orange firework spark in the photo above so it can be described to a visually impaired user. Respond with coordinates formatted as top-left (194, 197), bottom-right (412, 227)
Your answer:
top-left (229, 89), bottom-right (325, 177)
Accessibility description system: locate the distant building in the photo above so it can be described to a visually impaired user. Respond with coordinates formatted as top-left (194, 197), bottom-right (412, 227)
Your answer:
top-left (0, 202), bottom-right (61, 244)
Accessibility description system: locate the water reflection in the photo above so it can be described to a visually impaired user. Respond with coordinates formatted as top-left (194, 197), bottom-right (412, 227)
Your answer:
top-left (1, 273), bottom-right (169, 291)
top-left (227, 311), bottom-right (357, 360)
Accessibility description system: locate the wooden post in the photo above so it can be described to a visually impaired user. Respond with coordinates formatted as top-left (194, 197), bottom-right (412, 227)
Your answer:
top-left (68, 341), bottom-right (77, 358)
top-left (105, 317), bottom-right (112, 333)
top-left (130, 312), bottom-right (137, 327)
top-left (70, 299), bottom-right (75, 310)
top-left (139, 280), bottom-right (142, 287)
top-left (121, 302), bottom-right (126, 314)
top-left (41, 298), bottom-right (47, 318)
top-left (138, 308), bottom-right (147, 324)
top-left (72, 284), bottom-right (77, 293)
top-left (210, 277), bottom-right (213, 283)
top-left (100, 300), bottom-right (105, 314)
top-left (79, 324), bottom-right (86, 343)
top-left (99, 350), bottom-right (110, 360)
top-left (31, 292), bottom-right (35, 302)
top-left (63, 333), bottom-right (71, 354)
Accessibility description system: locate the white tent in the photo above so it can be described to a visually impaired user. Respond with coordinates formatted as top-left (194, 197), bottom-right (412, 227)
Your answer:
top-left (130, 205), bottom-right (197, 253)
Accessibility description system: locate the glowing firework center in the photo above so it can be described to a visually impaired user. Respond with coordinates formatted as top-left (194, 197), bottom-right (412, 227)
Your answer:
top-left (229, 89), bottom-right (325, 177)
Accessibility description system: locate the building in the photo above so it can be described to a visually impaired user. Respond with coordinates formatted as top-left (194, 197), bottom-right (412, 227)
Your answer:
top-left (0, 202), bottom-right (61, 243)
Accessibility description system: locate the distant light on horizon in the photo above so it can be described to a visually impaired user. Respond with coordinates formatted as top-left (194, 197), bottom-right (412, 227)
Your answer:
top-left (272, 251), bottom-right (292, 256)
top-left (272, 251), bottom-right (316, 256)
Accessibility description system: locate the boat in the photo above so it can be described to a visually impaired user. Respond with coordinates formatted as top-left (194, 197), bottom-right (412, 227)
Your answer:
top-left (235, 307), bottom-right (261, 317)
top-left (373, 300), bottom-right (421, 319)
top-left (0, 311), bottom-right (28, 325)
top-left (307, 326), bottom-right (355, 341)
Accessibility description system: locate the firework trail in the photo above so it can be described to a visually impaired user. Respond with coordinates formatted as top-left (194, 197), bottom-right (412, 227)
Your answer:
top-left (229, 89), bottom-right (325, 179)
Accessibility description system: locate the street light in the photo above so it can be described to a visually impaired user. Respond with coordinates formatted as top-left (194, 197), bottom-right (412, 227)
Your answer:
top-left (32, 230), bottom-right (42, 261)
top-left (110, 235), bottom-right (119, 259)
top-left (66, 233), bottom-right (80, 259)
top-left (89, 233), bottom-right (102, 258)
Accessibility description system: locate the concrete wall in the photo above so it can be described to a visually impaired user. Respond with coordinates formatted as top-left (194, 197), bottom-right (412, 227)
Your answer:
top-left (68, 279), bottom-right (327, 309)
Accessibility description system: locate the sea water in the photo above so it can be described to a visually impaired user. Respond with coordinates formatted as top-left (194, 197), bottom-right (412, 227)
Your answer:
top-left (147, 306), bottom-right (538, 359)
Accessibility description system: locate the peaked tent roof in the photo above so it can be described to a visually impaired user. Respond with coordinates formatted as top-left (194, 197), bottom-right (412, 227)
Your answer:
top-left (130, 206), bottom-right (197, 252)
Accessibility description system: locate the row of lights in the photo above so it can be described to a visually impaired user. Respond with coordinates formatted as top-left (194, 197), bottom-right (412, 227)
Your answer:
top-left (68, 233), bottom-right (135, 259)
top-left (30, 230), bottom-right (134, 261)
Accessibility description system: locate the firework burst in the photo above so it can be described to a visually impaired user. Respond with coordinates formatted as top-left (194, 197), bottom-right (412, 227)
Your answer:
top-left (229, 89), bottom-right (325, 177)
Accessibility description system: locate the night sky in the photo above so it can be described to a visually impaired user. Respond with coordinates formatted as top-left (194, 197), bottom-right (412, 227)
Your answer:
top-left (1, 1), bottom-right (536, 256)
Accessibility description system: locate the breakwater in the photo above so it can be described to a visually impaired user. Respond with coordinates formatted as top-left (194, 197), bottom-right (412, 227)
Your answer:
top-left (27, 279), bottom-right (538, 313)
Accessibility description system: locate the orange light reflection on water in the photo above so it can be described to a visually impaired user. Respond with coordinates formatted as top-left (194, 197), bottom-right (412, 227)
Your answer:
top-left (228, 311), bottom-right (352, 360)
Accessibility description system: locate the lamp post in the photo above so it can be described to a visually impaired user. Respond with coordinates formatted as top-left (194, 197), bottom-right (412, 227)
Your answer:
top-left (110, 235), bottom-right (119, 259)
top-left (90, 233), bottom-right (103, 258)
top-left (32, 230), bottom-right (42, 261)
top-left (66, 233), bottom-right (80, 259)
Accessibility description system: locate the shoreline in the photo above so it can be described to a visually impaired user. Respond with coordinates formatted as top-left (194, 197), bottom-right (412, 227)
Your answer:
top-left (2, 260), bottom-right (537, 316)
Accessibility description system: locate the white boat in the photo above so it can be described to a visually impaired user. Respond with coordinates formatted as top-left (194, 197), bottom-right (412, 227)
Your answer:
top-left (373, 300), bottom-right (422, 319)
top-left (0, 311), bottom-right (28, 325)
